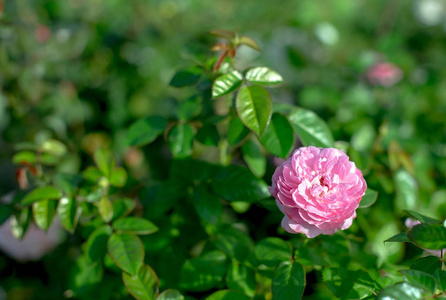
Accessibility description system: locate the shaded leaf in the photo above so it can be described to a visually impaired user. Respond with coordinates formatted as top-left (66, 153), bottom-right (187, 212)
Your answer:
top-left (242, 137), bottom-right (266, 178)
top-left (192, 185), bottom-right (222, 226)
top-left (123, 264), bottom-right (159, 300)
top-left (255, 237), bottom-right (292, 268)
top-left (10, 208), bottom-right (31, 239)
top-left (211, 165), bottom-right (270, 202)
top-left (214, 226), bottom-right (254, 262)
top-left (169, 66), bottom-right (202, 88)
top-left (83, 166), bottom-right (102, 182)
top-left (125, 116), bottom-right (168, 147)
top-left (384, 232), bottom-right (410, 243)
top-left (212, 71), bottom-right (243, 98)
top-left (110, 167), bottom-right (127, 187)
top-left (112, 198), bottom-right (136, 221)
top-left (227, 116), bottom-right (250, 146)
top-left (107, 233), bottom-right (144, 275)
top-left (272, 261), bottom-right (305, 300)
top-left (205, 290), bottom-right (250, 300)
top-left (176, 96), bottom-right (202, 121)
top-left (407, 223), bottom-right (446, 250)
top-left (245, 67), bottom-right (283, 87)
top-left (288, 107), bottom-right (335, 148)
top-left (260, 113), bottom-right (295, 158)
top-left (411, 256), bottom-right (442, 274)
top-left (405, 210), bottom-right (442, 224)
top-left (196, 124), bottom-right (220, 147)
top-left (209, 29), bottom-right (235, 40)
top-left (226, 259), bottom-right (256, 297)
top-left (167, 123), bottom-right (195, 158)
top-left (85, 225), bottom-right (113, 262)
top-left (236, 85), bottom-right (272, 137)
top-left (54, 173), bottom-right (82, 197)
top-left (322, 268), bottom-right (375, 299)
top-left (157, 289), bottom-right (184, 300)
top-left (98, 197), bottom-right (114, 223)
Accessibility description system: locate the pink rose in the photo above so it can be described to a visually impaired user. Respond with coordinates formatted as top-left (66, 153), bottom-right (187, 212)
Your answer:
top-left (269, 146), bottom-right (367, 238)
top-left (367, 62), bottom-right (403, 87)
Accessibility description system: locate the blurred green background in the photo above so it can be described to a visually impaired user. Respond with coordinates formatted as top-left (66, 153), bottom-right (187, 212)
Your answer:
top-left (1, 0), bottom-right (446, 299)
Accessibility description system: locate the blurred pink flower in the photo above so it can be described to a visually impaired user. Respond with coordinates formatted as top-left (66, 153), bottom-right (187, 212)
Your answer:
top-left (367, 62), bottom-right (403, 87)
top-left (269, 146), bottom-right (367, 238)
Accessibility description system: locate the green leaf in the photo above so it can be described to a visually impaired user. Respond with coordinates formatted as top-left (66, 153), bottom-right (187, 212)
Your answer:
top-left (205, 290), bottom-right (250, 300)
top-left (94, 148), bottom-right (116, 178)
top-left (214, 226), bottom-right (254, 262)
top-left (238, 35), bottom-right (261, 51)
top-left (322, 268), bottom-right (375, 299)
top-left (226, 259), bottom-right (256, 297)
top-left (22, 186), bottom-right (62, 206)
top-left (110, 167), bottom-right (127, 187)
top-left (12, 151), bottom-right (36, 164)
top-left (70, 255), bottom-right (103, 295)
top-left (107, 233), bottom-right (144, 275)
top-left (192, 185), bottom-right (223, 226)
top-left (176, 96), bottom-right (202, 121)
top-left (359, 188), bottom-right (378, 208)
top-left (272, 261), bottom-right (305, 300)
top-left (32, 199), bottom-right (57, 231)
top-left (112, 198), bottom-right (136, 221)
top-left (436, 270), bottom-right (446, 291)
top-left (211, 165), bottom-right (270, 202)
top-left (411, 256), bottom-right (442, 274)
top-left (113, 217), bottom-right (158, 235)
top-left (168, 123), bottom-right (195, 158)
top-left (122, 264), bottom-right (159, 300)
top-left (245, 67), bottom-right (283, 87)
top-left (179, 251), bottom-right (227, 291)
top-left (10, 208), bottom-right (31, 239)
top-left (405, 210), bottom-right (442, 224)
top-left (57, 197), bottom-right (79, 233)
top-left (0, 204), bottom-right (12, 226)
top-left (401, 269), bottom-right (436, 294)
top-left (376, 282), bottom-right (424, 300)
top-left (209, 29), bottom-right (235, 40)
top-left (54, 173), bottom-right (82, 196)
top-left (98, 197), bottom-right (114, 223)
top-left (407, 223), bottom-right (446, 250)
top-left (83, 166), bottom-right (103, 182)
top-left (227, 116), bottom-right (250, 146)
top-left (242, 137), bottom-right (266, 178)
top-left (394, 169), bottom-right (418, 211)
top-left (288, 107), bottom-right (335, 148)
top-left (85, 225), bottom-right (113, 262)
top-left (236, 85), bottom-right (272, 137)
top-left (260, 113), bottom-right (295, 158)
top-left (169, 66), bottom-right (202, 88)
top-left (384, 232), bottom-right (410, 243)
top-left (40, 139), bottom-right (67, 156)
top-left (255, 238), bottom-right (292, 268)
top-left (125, 116), bottom-right (168, 147)
top-left (212, 70), bottom-right (243, 98)
top-left (196, 124), bottom-right (220, 147)
top-left (157, 289), bottom-right (184, 300)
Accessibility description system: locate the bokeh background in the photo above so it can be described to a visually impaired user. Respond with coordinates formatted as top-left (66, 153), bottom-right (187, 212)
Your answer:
top-left (1, 0), bottom-right (446, 299)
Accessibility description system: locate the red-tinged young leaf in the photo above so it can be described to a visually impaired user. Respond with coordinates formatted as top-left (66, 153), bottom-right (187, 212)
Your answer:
top-left (107, 233), bottom-right (144, 275)
top-left (122, 264), bottom-right (159, 300)
top-left (236, 85), bottom-right (272, 137)
top-left (238, 35), bottom-right (261, 51)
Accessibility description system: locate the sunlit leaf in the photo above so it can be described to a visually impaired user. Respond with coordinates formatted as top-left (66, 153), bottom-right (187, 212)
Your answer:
top-left (245, 67), bottom-right (283, 87)
top-left (32, 199), bottom-right (57, 231)
top-left (94, 148), bottom-right (116, 178)
top-left (98, 197), bottom-right (114, 223)
top-left (376, 282), bottom-right (424, 300)
top-left (57, 197), bottom-right (79, 233)
top-left (238, 36), bottom-right (261, 51)
top-left (10, 208), bottom-right (31, 240)
top-left (212, 70), bottom-right (243, 98)
top-left (113, 217), bottom-right (158, 235)
top-left (40, 139), bottom-right (67, 156)
top-left (110, 167), bottom-right (127, 187)
top-left (358, 188), bottom-right (378, 208)
top-left (22, 186), bottom-right (61, 206)
top-left (157, 289), bottom-right (184, 300)
top-left (122, 264), bottom-right (159, 300)
top-left (288, 107), bottom-right (335, 148)
top-left (12, 151), bottom-right (36, 164)
top-left (236, 85), bottom-right (272, 137)
top-left (401, 269), bottom-right (436, 294)
top-left (394, 169), bottom-right (418, 211)
top-left (107, 233), bottom-right (144, 275)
